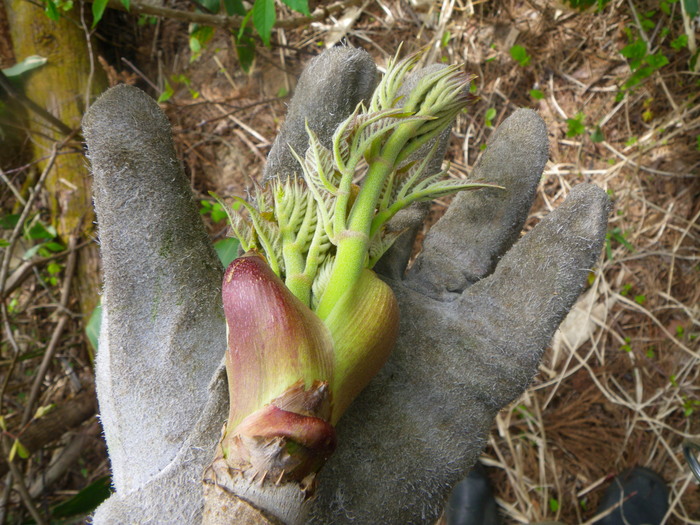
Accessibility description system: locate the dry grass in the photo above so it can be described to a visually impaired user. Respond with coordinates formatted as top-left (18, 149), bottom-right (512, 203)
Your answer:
top-left (1, 0), bottom-right (698, 522)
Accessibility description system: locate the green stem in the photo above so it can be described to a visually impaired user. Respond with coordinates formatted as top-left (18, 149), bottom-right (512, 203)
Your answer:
top-left (304, 215), bottom-right (328, 283)
top-left (315, 231), bottom-right (368, 319)
top-left (316, 124), bottom-right (416, 319)
top-left (283, 241), bottom-right (312, 306)
top-left (333, 174), bottom-right (353, 236)
top-left (369, 208), bottom-right (396, 240)
top-left (278, 185), bottom-right (319, 306)
top-left (286, 271), bottom-right (313, 306)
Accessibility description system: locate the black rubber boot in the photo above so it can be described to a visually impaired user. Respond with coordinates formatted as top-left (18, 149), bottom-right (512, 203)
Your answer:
top-left (446, 464), bottom-right (500, 525)
top-left (593, 467), bottom-right (669, 525)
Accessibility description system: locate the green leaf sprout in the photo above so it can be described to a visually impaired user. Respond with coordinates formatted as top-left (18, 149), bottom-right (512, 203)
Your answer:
top-left (218, 50), bottom-right (500, 319)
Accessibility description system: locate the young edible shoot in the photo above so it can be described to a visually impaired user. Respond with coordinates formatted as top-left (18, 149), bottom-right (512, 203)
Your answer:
top-left (204, 50), bottom-right (500, 519)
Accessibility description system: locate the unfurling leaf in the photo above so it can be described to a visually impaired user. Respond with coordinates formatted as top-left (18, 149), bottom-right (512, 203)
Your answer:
top-left (209, 48), bottom-right (494, 495)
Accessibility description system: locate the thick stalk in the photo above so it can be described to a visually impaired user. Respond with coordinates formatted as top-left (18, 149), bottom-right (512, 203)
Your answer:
top-left (281, 241), bottom-right (311, 306)
top-left (315, 232), bottom-right (367, 320)
top-left (281, 193), bottom-right (317, 306)
top-left (316, 126), bottom-right (415, 319)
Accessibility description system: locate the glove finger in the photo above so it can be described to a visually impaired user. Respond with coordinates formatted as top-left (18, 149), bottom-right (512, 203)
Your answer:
top-left (92, 367), bottom-right (229, 524)
top-left (83, 85), bottom-right (226, 493)
top-left (263, 46), bottom-right (377, 181)
top-left (407, 109), bottom-right (549, 299)
top-left (460, 183), bottom-right (610, 400)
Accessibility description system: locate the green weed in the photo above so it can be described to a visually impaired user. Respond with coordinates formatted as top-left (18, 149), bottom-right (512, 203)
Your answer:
top-left (605, 227), bottom-right (634, 260)
top-left (509, 45), bottom-right (531, 67)
top-left (529, 89), bottom-right (544, 100)
top-left (485, 107), bottom-right (497, 127)
top-left (566, 113), bottom-right (586, 138)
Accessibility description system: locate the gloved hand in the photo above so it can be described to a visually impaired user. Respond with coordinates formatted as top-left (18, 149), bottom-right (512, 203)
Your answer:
top-left (82, 46), bottom-right (609, 524)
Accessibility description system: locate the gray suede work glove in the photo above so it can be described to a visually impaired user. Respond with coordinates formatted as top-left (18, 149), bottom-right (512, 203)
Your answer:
top-left (83, 47), bottom-right (609, 524)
